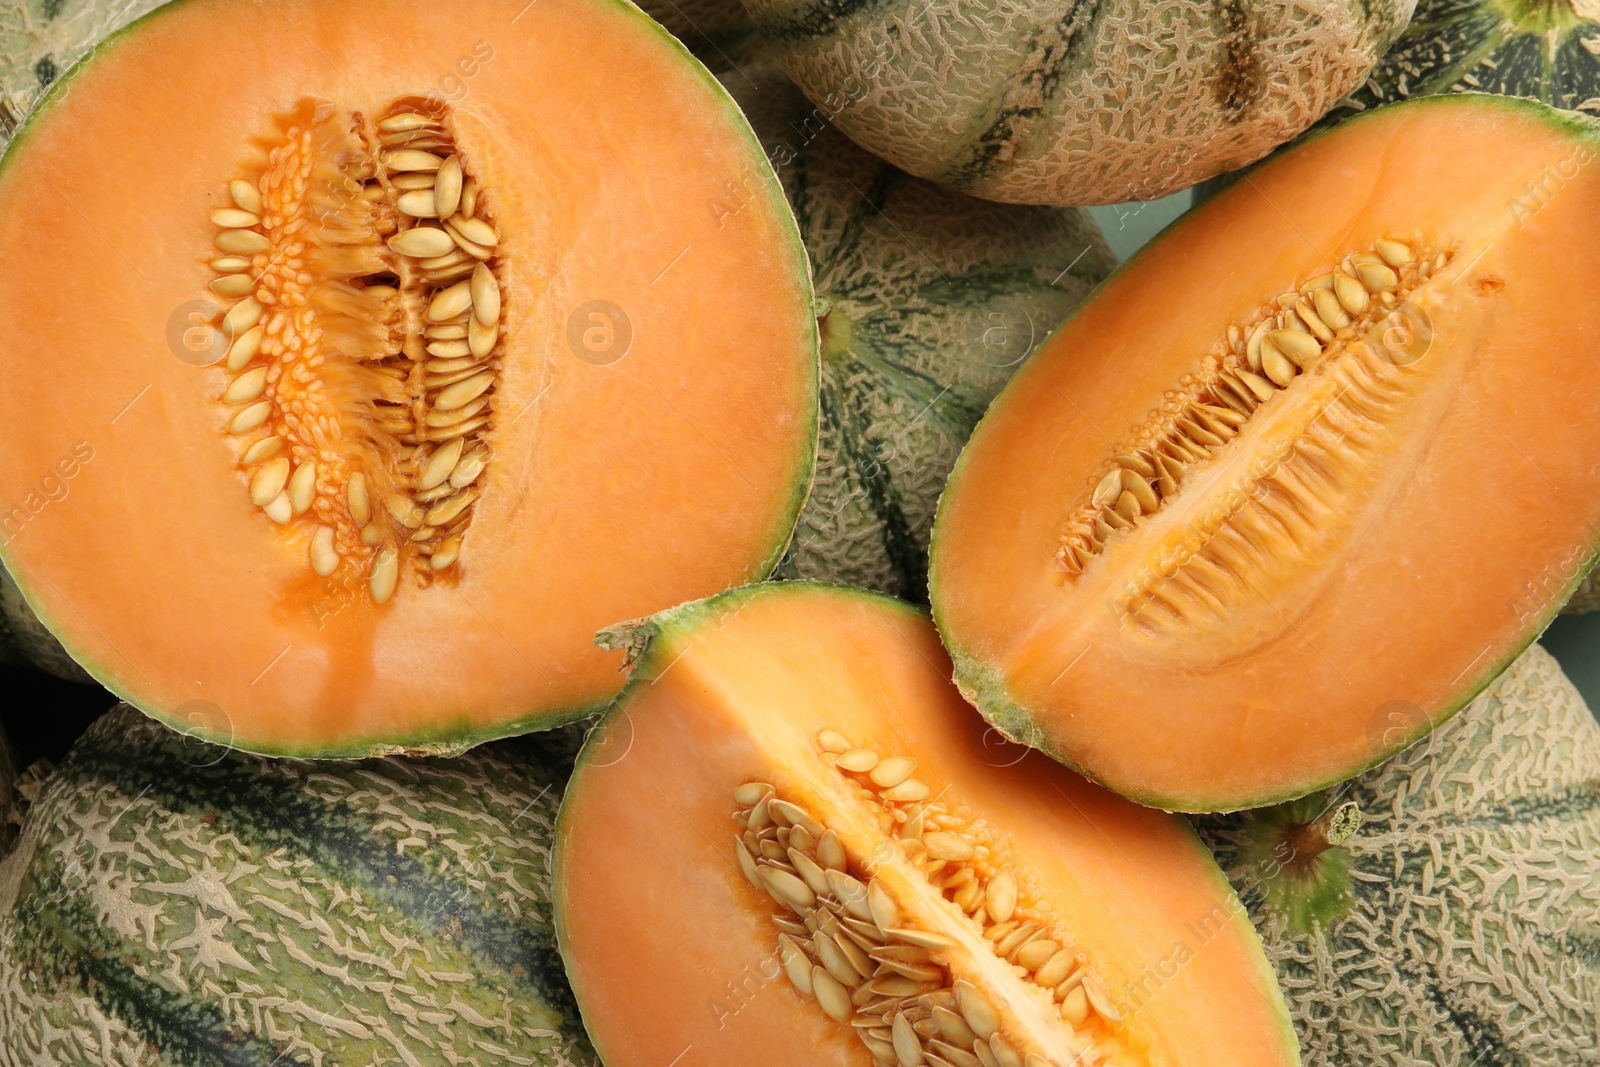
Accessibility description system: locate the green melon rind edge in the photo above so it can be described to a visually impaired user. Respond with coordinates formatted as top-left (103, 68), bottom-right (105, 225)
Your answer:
top-left (0, 0), bottom-right (820, 759)
top-left (929, 92), bottom-right (1600, 814)
top-left (554, 581), bottom-right (1301, 1066)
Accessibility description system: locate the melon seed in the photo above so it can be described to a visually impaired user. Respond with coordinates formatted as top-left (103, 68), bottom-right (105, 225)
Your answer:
top-left (1355, 261), bottom-right (1398, 292)
top-left (310, 525), bottom-right (338, 576)
top-left (1081, 975), bottom-right (1120, 1022)
top-left (263, 491), bottom-right (292, 525)
top-left (223, 367), bottom-right (267, 404)
top-left (761, 867), bottom-right (816, 909)
top-left (838, 748), bottom-right (879, 773)
top-left (229, 401), bottom-right (272, 434)
top-left (216, 229), bottom-right (270, 255)
top-left (892, 1013), bottom-right (924, 1067)
top-left (228, 179), bottom-right (262, 215)
top-left (1333, 271), bottom-right (1369, 315)
top-left (1375, 238), bottom-right (1412, 267)
top-left (369, 545), bottom-right (399, 604)
top-left (240, 435), bottom-right (281, 465)
top-left (954, 981), bottom-right (998, 1039)
top-left (389, 227), bottom-right (455, 258)
top-left (870, 756), bottom-right (917, 788)
top-left (866, 878), bottom-right (900, 931)
top-left (1061, 987), bottom-right (1089, 1026)
top-left (813, 967), bottom-right (853, 1022)
top-left (287, 461), bottom-right (317, 515)
top-left (249, 459), bottom-right (290, 505)
top-left (779, 935), bottom-right (814, 995)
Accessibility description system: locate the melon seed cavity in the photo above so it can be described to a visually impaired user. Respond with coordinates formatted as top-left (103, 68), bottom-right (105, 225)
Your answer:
top-left (1053, 240), bottom-right (1451, 618)
top-left (201, 99), bottom-right (503, 604)
top-left (730, 730), bottom-right (1134, 1067)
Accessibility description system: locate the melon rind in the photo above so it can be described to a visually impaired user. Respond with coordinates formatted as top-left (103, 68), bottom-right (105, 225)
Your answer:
top-left (744, 0), bottom-right (1417, 205)
top-left (0, 0), bottom-right (820, 757)
top-left (722, 59), bottom-right (1113, 601)
top-left (0, 705), bottom-right (595, 1066)
top-left (930, 93), bottom-right (1600, 812)
top-left (1196, 644), bottom-right (1600, 1066)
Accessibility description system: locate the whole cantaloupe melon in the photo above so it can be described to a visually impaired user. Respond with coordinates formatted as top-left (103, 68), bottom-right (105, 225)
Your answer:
top-left (742, 0), bottom-right (1417, 205)
top-left (1197, 644), bottom-right (1600, 1066)
top-left (0, 705), bottom-right (596, 1066)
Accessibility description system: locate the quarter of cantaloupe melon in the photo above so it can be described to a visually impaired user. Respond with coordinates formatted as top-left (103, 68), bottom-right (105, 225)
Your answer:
top-left (555, 583), bottom-right (1301, 1067)
top-left (0, 0), bottom-right (819, 756)
top-left (1196, 644), bottom-right (1600, 1066)
top-left (930, 93), bottom-right (1600, 811)
top-left (741, 0), bottom-right (1416, 206)
top-left (724, 58), bottom-right (1113, 599)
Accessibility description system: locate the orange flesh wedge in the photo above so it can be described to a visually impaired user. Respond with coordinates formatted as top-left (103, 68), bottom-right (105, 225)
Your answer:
top-left (930, 95), bottom-right (1600, 811)
top-left (555, 584), bottom-right (1299, 1067)
top-left (0, 0), bottom-right (817, 754)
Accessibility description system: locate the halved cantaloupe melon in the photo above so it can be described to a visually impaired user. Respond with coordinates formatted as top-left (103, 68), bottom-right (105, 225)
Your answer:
top-left (930, 94), bottom-right (1600, 811)
top-left (555, 583), bottom-right (1299, 1067)
top-left (0, 0), bottom-right (817, 755)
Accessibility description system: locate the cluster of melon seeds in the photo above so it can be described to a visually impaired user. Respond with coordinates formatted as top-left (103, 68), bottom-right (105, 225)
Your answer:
top-left (200, 99), bottom-right (503, 604)
top-left (730, 730), bottom-right (1136, 1067)
top-left (1053, 239), bottom-right (1452, 602)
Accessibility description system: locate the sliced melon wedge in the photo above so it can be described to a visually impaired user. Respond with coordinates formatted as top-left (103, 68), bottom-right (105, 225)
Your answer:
top-left (0, 0), bottom-right (817, 755)
top-left (930, 94), bottom-right (1600, 811)
top-left (555, 583), bottom-right (1299, 1067)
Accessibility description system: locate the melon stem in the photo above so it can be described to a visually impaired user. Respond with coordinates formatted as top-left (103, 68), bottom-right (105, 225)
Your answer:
top-left (1284, 799), bottom-right (1362, 864)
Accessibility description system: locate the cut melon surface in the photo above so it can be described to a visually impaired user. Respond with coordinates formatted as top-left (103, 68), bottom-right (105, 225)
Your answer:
top-left (0, 0), bottom-right (818, 755)
top-left (555, 583), bottom-right (1299, 1067)
top-left (930, 94), bottom-right (1600, 811)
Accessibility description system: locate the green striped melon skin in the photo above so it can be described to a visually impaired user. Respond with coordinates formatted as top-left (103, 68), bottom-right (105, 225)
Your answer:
top-left (742, 0), bottom-right (1416, 206)
top-left (1195, 644), bottom-right (1600, 1066)
top-left (1334, 0), bottom-right (1600, 116)
top-left (724, 59), bottom-right (1113, 599)
top-left (0, 706), bottom-right (596, 1067)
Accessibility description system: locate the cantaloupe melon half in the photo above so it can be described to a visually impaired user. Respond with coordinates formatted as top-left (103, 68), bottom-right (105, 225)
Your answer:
top-left (0, 0), bottom-right (817, 755)
top-left (555, 583), bottom-right (1300, 1067)
top-left (929, 94), bottom-right (1600, 811)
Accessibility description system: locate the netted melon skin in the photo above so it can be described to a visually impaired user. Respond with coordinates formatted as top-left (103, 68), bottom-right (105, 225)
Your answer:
top-left (0, 707), bottom-right (596, 1067)
top-left (744, 0), bottom-right (1416, 206)
top-left (726, 60), bottom-right (1113, 599)
top-left (1198, 645), bottom-right (1600, 1067)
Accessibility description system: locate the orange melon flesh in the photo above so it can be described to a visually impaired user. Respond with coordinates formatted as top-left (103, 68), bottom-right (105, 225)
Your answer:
top-left (929, 95), bottom-right (1600, 811)
top-left (555, 584), bottom-right (1299, 1067)
top-left (0, 0), bottom-right (816, 754)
